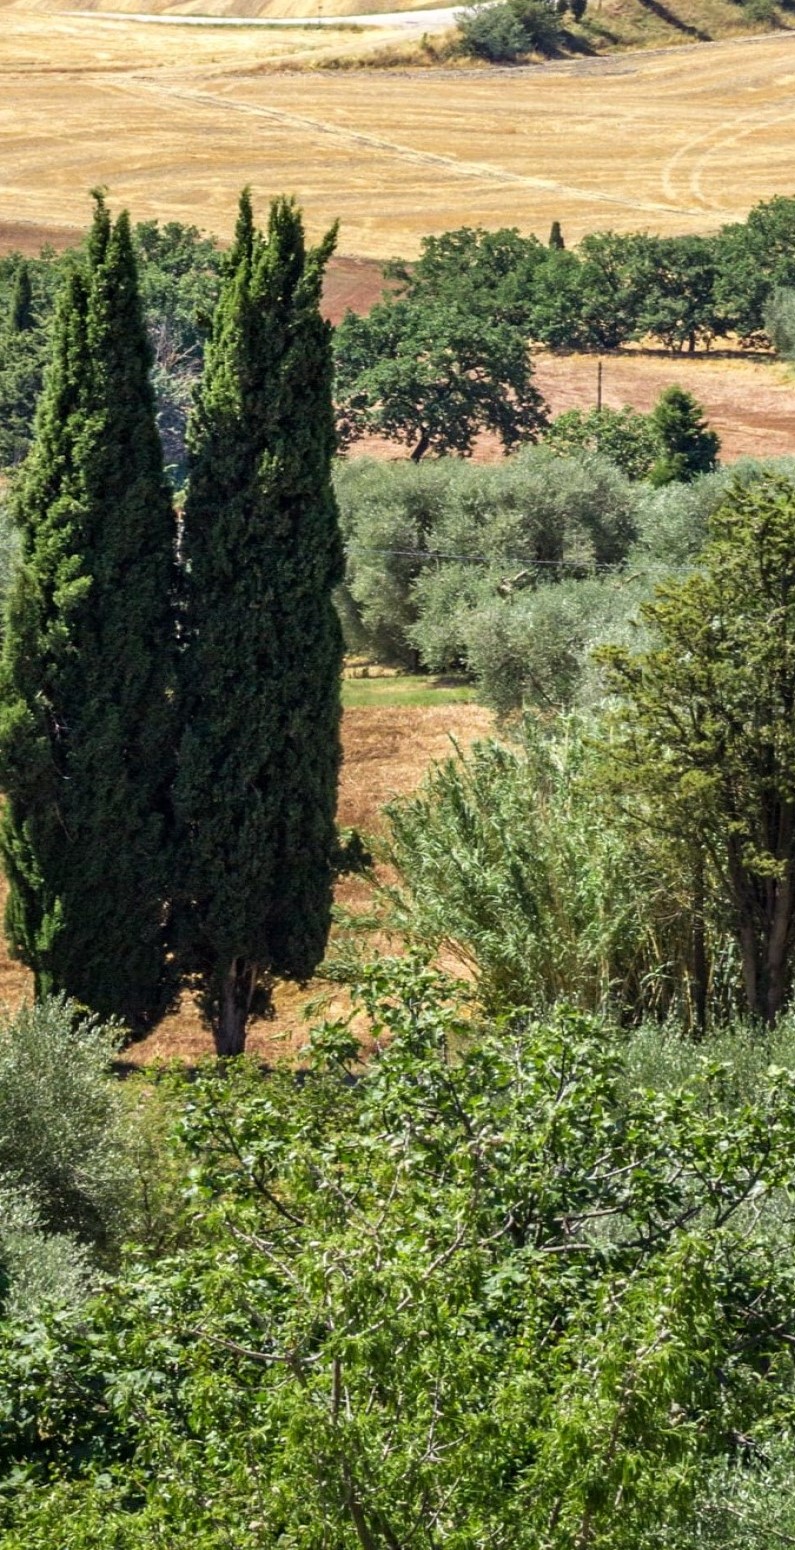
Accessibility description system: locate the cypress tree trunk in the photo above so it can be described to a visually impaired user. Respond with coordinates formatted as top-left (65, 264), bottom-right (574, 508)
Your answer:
top-left (0, 197), bottom-right (178, 1032)
top-left (177, 192), bottom-right (344, 1056)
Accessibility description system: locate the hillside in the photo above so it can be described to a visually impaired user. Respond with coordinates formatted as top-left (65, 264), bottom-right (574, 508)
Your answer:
top-left (3, 8), bottom-right (795, 258)
top-left (23, 0), bottom-right (795, 40)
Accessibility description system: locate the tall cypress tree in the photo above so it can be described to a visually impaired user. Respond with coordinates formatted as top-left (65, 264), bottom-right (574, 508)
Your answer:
top-left (9, 262), bottom-right (34, 334)
top-left (176, 192), bottom-right (343, 1055)
top-left (0, 197), bottom-right (178, 1031)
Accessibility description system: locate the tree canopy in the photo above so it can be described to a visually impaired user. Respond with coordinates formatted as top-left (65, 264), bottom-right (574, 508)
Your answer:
top-left (176, 191), bottom-right (344, 1054)
top-left (0, 197), bottom-right (178, 1031)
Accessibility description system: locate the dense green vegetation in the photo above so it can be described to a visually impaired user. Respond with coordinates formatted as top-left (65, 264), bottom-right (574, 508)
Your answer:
top-left (5, 972), bottom-right (795, 1546)
top-left (3, 194), bottom-right (795, 479)
top-left (334, 446), bottom-right (786, 708)
top-left (5, 189), bottom-right (795, 1546)
top-left (0, 197), bottom-right (179, 1032)
top-left (176, 193), bottom-right (343, 1054)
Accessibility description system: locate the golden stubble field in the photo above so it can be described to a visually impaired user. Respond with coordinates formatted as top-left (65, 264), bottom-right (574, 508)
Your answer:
top-left (3, 6), bottom-right (795, 258)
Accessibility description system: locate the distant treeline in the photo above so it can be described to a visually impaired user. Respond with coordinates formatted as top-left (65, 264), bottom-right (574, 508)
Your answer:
top-left (375, 194), bottom-right (795, 355)
top-left (2, 194), bottom-right (795, 475)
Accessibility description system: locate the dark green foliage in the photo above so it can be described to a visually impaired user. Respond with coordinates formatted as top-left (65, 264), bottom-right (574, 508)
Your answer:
top-left (650, 385), bottom-right (720, 485)
top-left (176, 192), bottom-right (344, 1055)
top-left (0, 223), bottom-right (222, 479)
top-left (574, 230), bottom-right (651, 349)
top-left (598, 474), bottom-right (795, 1025)
top-left (0, 198), bottom-right (178, 1032)
top-left (526, 246), bottom-right (590, 347)
top-left (715, 195), bottom-right (795, 344)
top-left (544, 403), bottom-right (662, 479)
top-left (0, 256), bottom-right (54, 468)
top-left (548, 219), bottom-right (565, 249)
top-left (4, 967), bottom-right (795, 1545)
top-left (133, 219), bottom-right (223, 484)
top-left (335, 292), bottom-right (548, 461)
top-left (457, 0), bottom-right (565, 58)
top-left (389, 223), bottom-right (547, 329)
top-left (9, 263), bottom-right (34, 334)
top-left (635, 234), bottom-right (723, 353)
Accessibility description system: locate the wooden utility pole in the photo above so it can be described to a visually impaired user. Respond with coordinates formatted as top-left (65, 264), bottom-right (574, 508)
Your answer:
top-left (596, 358), bottom-right (603, 413)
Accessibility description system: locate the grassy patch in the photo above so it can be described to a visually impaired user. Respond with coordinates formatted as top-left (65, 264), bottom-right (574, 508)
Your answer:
top-left (342, 674), bottom-right (475, 708)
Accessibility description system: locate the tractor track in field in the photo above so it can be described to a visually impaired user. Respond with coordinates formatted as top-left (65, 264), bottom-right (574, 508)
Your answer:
top-left (106, 70), bottom-right (711, 222)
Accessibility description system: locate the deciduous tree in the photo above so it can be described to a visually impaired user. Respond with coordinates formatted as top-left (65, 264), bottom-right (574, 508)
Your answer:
top-left (598, 474), bottom-right (795, 1026)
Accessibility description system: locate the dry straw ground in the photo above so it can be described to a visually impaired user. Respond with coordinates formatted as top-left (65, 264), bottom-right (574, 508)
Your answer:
top-left (4, 5), bottom-right (795, 257)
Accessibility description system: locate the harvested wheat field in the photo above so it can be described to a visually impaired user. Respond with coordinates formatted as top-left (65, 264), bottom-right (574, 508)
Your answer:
top-left (4, 7), bottom-right (795, 256)
top-left (0, 702), bottom-right (492, 1064)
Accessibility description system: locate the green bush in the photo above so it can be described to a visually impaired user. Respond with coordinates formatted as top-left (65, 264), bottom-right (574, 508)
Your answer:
top-left (3, 966), bottom-right (795, 1546)
top-left (764, 285), bottom-right (795, 357)
top-left (0, 998), bottom-right (128, 1253)
top-left (457, 0), bottom-right (564, 59)
top-left (0, 1183), bottom-right (93, 1317)
top-left (544, 404), bottom-right (662, 481)
top-left (384, 717), bottom-right (738, 1021)
top-left (335, 450), bottom-right (639, 671)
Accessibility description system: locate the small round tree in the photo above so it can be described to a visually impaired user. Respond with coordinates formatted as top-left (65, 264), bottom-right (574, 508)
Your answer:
top-left (649, 386), bottom-right (720, 486)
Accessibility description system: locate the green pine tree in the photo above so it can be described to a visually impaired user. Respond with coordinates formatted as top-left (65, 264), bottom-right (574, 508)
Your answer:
top-left (176, 191), bottom-right (344, 1055)
top-left (649, 385), bottom-right (720, 486)
top-left (9, 262), bottom-right (34, 334)
top-left (0, 197), bottom-right (178, 1032)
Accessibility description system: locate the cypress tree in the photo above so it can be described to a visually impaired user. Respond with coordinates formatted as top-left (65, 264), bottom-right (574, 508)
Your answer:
top-left (0, 197), bottom-right (178, 1031)
top-left (548, 220), bottom-right (565, 251)
top-left (9, 262), bottom-right (34, 334)
top-left (176, 192), bottom-right (343, 1055)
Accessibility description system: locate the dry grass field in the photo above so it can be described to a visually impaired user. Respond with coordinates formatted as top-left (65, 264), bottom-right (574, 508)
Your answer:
top-left (4, 6), bottom-right (795, 257)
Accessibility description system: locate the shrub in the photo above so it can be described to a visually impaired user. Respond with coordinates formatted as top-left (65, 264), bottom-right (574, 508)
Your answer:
top-left (0, 998), bottom-right (128, 1253)
top-left (544, 405), bottom-right (661, 481)
top-left (764, 285), bottom-right (795, 357)
top-left (457, 0), bottom-right (527, 59)
top-left (384, 717), bottom-right (736, 1022)
top-left (457, 0), bottom-right (564, 60)
top-left (335, 451), bottom-right (638, 671)
top-left (0, 1184), bottom-right (93, 1316)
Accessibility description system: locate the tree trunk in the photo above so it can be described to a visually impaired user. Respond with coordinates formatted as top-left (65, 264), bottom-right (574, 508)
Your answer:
top-left (410, 426), bottom-right (431, 463)
top-left (738, 917), bottom-right (761, 1022)
top-left (215, 957), bottom-right (258, 1056)
top-left (691, 849), bottom-right (708, 1039)
top-left (764, 864), bottom-right (794, 1027)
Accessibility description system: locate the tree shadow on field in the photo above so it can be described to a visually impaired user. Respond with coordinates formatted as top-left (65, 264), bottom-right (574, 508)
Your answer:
top-left (629, 345), bottom-right (773, 363)
top-left (635, 0), bottom-right (711, 40)
top-left (537, 27), bottom-right (595, 58)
